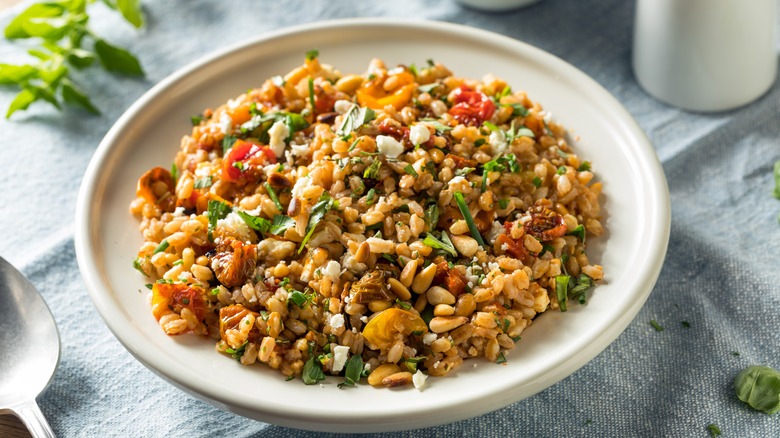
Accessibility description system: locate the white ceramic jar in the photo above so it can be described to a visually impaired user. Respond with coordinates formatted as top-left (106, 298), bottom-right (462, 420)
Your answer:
top-left (633, 0), bottom-right (778, 112)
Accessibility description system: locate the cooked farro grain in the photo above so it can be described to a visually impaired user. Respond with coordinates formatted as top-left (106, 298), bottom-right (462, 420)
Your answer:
top-left (130, 52), bottom-right (605, 389)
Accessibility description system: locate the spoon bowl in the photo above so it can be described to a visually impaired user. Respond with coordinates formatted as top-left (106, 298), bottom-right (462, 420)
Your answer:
top-left (0, 257), bottom-right (60, 437)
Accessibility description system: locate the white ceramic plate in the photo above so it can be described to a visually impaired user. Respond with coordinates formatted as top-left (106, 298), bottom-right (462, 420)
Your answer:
top-left (75, 18), bottom-right (670, 432)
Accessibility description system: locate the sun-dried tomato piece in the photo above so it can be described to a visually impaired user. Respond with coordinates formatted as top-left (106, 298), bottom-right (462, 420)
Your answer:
top-left (445, 153), bottom-right (477, 169)
top-left (210, 237), bottom-right (257, 288)
top-left (446, 268), bottom-right (468, 298)
top-left (151, 283), bottom-right (207, 327)
top-left (496, 234), bottom-right (530, 263)
top-left (448, 85), bottom-right (495, 127)
top-left (137, 167), bottom-right (176, 212)
top-left (219, 304), bottom-right (262, 344)
top-left (524, 200), bottom-right (567, 241)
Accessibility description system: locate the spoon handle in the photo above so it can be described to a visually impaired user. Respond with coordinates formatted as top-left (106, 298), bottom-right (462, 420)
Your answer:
top-left (12, 400), bottom-right (55, 438)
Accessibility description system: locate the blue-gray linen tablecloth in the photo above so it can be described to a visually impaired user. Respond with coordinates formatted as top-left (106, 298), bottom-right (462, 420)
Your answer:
top-left (1, 0), bottom-right (779, 436)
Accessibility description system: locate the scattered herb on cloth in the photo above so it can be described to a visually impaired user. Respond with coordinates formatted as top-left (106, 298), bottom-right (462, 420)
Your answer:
top-left (1, 0), bottom-right (145, 118)
top-left (734, 365), bottom-right (780, 414)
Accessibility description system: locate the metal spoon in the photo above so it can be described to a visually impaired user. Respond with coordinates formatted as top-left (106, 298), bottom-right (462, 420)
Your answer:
top-left (0, 257), bottom-right (60, 437)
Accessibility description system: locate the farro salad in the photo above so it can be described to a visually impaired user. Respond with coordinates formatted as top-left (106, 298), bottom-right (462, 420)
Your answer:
top-left (130, 51), bottom-right (605, 389)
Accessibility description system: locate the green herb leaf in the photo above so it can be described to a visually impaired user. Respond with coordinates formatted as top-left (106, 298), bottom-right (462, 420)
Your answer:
top-left (299, 191), bottom-right (338, 253)
top-left (423, 232), bottom-right (457, 257)
top-left (302, 352), bottom-right (327, 385)
top-left (404, 356), bottom-right (427, 373)
top-left (6, 88), bottom-right (37, 118)
top-left (773, 160), bottom-right (780, 199)
top-left (395, 298), bottom-right (412, 310)
top-left (578, 161), bottom-right (591, 172)
top-left (417, 83), bottom-right (439, 94)
top-left (453, 191), bottom-right (486, 248)
top-left (423, 202), bottom-right (439, 233)
top-left (152, 239), bottom-right (169, 254)
top-left (363, 158), bottom-right (382, 179)
top-left (567, 224), bottom-right (586, 243)
top-left (305, 49), bottom-right (319, 61)
top-left (555, 275), bottom-right (569, 312)
top-left (206, 200), bottom-right (231, 242)
top-left (650, 320), bottom-right (664, 331)
top-left (495, 352), bottom-right (507, 364)
top-left (94, 39), bottom-right (144, 76)
top-left (337, 105), bottom-right (376, 137)
top-left (132, 257), bottom-right (148, 276)
top-left (498, 199), bottom-right (510, 209)
top-left (191, 115), bottom-right (203, 126)
top-left (308, 77), bottom-right (315, 110)
top-left (404, 164), bottom-right (419, 178)
top-left (5, 3), bottom-right (65, 39)
top-left (532, 176), bottom-right (542, 188)
top-left (288, 290), bottom-right (311, 307)
top-left (264, 182), bottom-right (284, 212)
top-left (507, 103), bottom-right (529, 117)
top-left (339, 354), bottom-right (363, 388)
top-left (222, 135), bottom-right (238, 154)
top-left (734, 365), bottom-right (780, 414)
top-left (193, 176), bottom-right (213, 189)
top-left (227, 341), bottom-right (248, 361)
top-left (707, 424), bottom-right (721, 437)
top-left (170, 163), bottom-right (179, 184)
top-left (365, 188), bottom-right (376, 206)
top-left (116, 0), bottom-right (144, 28)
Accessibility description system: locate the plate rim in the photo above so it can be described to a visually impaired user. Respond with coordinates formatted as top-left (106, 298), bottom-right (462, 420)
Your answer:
top-left (75, 17), bottom-right (670, 432)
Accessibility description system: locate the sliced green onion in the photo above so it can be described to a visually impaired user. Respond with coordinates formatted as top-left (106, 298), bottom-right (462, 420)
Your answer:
top-left (453, 191), bottom-right (486, 248)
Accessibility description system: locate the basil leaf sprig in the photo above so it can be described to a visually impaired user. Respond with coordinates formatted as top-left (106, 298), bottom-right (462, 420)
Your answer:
top-left (2, 0), bottom-right (145, 118)
top-left (298, 191), bottom-right (339, 253)
top-left (734, 365), bottom-right (780, 414)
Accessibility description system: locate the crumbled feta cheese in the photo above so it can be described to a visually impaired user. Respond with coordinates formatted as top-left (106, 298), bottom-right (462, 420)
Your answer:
top-left (217, 211), bottom-right (254, 242)
top-left (487, 220), bottom-right (504, 245)
top-left (388, 66), bottom-right (405, 75)
top-left (501, 243), bottom-right (509, 251)
top-left (330, 313), bottom-right (345, 330)
top-left (422, 333), bottom-right (437, 345)
top-left (219, 113), bottom-right (232, 135)
top-left (410, 124), bottom-right (430, 146)
top-left (291, 176), bottom-right (312, 199)
top-left (323, 260), bottom-right (341, 280)
top-left (376, 135), bottom-right (404, 158)
top-left (540, 110), bottom-right (553, 124)
top-left (173, 207), bottom-right (186, 216)
top-left (448, 176), bottom-right (466, 188)
top-left (334, 100), bottom-right (353, 114)
top-left (290, 142), bottom-right (309, 158)
top-left (488, 262), bottom-right (499, 272)
top-left (360, 316), bottom-right (368, 323)
top-left (340, 250), bottom-right (368, 275)
top-left (268, 120), bottom-right (289, 158)
top-left (489, 129), bottom-right (508, 154)
top-left (364, 363), bottom-right (372, 372)
top-left (331, 345), bottom-right (350, 372)
top-left (413, 370), bottom-right (428, 390)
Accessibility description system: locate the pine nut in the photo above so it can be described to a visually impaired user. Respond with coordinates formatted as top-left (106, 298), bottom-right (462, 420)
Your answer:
top-left (354, 241), bottom-right (370, 264)
top-left (388, 278), bottom-right (411, 300)
top-left (450, 234), bottom-right (479, 257)
top-left (382, 371), bottom-right (413, 387)
top-left (411, 263), bottom-right (437, 294)
top-left (427, 286), bottom-right (455, 305)
top-left (400, 258), bottom-right (418, 288)
top-left (429, 316), bottom-right (468, 333)
top-left (433, 304), bottom-right (455, 316)
top-left (368, 364), bottom-right (401, 386)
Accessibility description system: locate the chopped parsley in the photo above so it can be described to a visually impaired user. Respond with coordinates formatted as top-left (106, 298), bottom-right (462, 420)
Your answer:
top-left (532, 176), bottom-right (542, 188)
top-left (152, 239), bottom-right (169, 254)
top-left (307, 77), bottom-right (315, 110)
top-left (170, 163), bottom-right (179, 184)
top-left (417, 83), bottom-right (439, 94)
top-left (190, 115), bottom-right (203, 126)
top-left (305, 49), bottom-right (319, 61)
top-left (498, 198), bottom-right (510, 209)
top-left (578, 161), bottom-right (591, 172)
top-left (555, 275), bottom-right (570, 312)
top-left (288, 290), bottom-right (312, 307)
top-left (650, 320), bottom-right (664, 331)
top-left (567, 224), bottom-right (586, 243)
top-left (235, 210), bottom-right (295, 236)
top-left (363, 158), bottom-right (382, 179)
top-left (404, 164), bottom-right (419, 178)
top-left (556, 166), bottom-right (566, 175)
top-left (495, 352), bottom-right (507, 364)
top-left (225, 341), bottom-right (248, 361)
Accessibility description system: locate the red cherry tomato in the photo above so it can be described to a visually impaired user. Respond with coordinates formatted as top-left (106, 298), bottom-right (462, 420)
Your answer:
top-left (448, 85), bottom-right (495, 127)
top-left (221, 139), bottom-right (276, 184)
